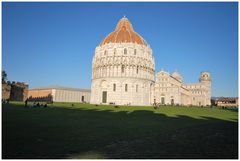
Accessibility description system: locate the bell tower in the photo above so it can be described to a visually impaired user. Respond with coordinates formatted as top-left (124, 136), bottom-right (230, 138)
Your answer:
top-left (199, 72), bottom-right (211, 105)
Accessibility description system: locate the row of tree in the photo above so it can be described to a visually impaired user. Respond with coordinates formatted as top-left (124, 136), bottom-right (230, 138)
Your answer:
top-left (2, 70), bottom-right (7, 83)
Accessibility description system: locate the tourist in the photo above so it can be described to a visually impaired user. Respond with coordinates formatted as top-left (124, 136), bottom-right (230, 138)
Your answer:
top-left (24, 98), bottom-right (28, 107)
top-left (2, 99), bottom-right (6, 104)
top-left (31, 102), bottom-right (36, 108)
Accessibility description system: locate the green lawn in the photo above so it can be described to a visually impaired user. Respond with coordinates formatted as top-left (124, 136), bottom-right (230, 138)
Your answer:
top-left (2, 102), bottom-right (238, 159)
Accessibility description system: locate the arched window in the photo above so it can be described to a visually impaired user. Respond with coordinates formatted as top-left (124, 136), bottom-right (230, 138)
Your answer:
top-left (113, 83), bottom-right (116, 91)
top-left (121, 65), bottom-right (125, 73)
top-left (136, 84), bottom-right (138, 92)
top-left (125, 84), bottom-right (128, 92)
top-left (136, 66), bottom-right (139, 74)
top-left (124, 48), bottom-right (127, 54)
top-left (104, 50), bottom-right (107, 55)
top-left (114, 48), bottom-right (116, 55)
top-left (134, 49), bottom-right (137, 55)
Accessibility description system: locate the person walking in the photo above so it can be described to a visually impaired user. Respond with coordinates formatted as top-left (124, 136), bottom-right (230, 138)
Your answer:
top-left (24, 98), bottom-right (28, 107)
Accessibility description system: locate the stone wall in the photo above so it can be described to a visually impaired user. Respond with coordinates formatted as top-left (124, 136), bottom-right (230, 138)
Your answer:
top-left (28, 89), bottom-right (52, 98)
top-left (2, 81), bottom-right (29, 101)
top-left (2, 82), bottom-right (11, 100)
top-left (10, 82), bottom-right (29, 101)
top-left (28, 89), bottom-right (53, 102)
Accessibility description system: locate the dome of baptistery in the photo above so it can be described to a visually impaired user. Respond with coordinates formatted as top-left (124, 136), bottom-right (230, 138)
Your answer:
top-left (100, 16), bottom-right (148, 46)
top-left (91, 16), bottom-right (155, 106)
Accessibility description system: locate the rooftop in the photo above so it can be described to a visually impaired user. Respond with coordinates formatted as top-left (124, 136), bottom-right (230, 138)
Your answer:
top-left (100, 16), bottom-right (148, 46)
top-left (30, 85), bottom-right (91, 92)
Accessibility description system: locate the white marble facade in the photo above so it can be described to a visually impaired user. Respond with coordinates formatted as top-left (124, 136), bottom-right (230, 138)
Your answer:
top-left (91, 42), bottom-right (155, 106)
top-left (90, 16), bottom-right (211, 106)
top-left (154, 70), bottom-right (211, 106)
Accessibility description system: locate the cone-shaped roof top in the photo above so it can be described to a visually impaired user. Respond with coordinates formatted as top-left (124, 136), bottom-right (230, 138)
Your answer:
top-left (100, 16), bottom-right (148, 46)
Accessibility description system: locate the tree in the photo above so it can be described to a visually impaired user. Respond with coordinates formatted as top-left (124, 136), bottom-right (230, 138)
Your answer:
top-left (2, 70), bottom-right (7, 83)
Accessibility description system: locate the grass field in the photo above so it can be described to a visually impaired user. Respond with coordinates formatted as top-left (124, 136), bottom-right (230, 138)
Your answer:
top-left (2, 102), bottom-right (238, 159)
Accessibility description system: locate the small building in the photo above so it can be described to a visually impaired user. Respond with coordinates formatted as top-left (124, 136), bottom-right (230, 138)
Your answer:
top-left (215, 97), bottom-right (238, 108)
top-left (28, 86), bottom-right (91, 103)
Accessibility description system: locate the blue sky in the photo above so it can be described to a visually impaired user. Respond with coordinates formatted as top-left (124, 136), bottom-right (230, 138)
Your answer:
top-left (2, 2), bottom-right (238, 97)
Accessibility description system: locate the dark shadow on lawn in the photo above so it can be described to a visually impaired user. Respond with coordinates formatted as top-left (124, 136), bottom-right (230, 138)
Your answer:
top-left (224, 108), bottom-right (238, 112)
top-left (2, 103), bottom-right (238, 159)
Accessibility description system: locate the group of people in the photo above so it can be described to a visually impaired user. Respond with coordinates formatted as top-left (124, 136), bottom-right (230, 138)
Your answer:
top-left (2, 99), bottom-right (10, 104)
top-left (25, 98), bottom-right (48, 108)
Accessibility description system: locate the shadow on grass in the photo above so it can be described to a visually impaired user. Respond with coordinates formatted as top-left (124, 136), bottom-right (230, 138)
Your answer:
top-left (224, 108), bottom-right (238, 112)
top-left (2, 103), bottom-right (238, 159)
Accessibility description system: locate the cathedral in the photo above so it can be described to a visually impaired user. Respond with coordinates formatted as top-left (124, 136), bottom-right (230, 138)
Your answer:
top-left (90, 16), bottom-right (211, 106)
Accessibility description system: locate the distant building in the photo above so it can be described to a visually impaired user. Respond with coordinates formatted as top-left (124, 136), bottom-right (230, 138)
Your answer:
top-left (28, 86), bottom-right (91, 103)
top-left (214, 97), bottom-right (238, 108)
top-left (2, 81), bottom-right (28, 101)
top-left (154, 70), bottom-right (211, 106)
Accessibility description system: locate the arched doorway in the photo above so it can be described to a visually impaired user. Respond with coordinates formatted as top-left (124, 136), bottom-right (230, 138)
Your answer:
top-left (100, 80), bottom-right (108, 104)
top-left (102, 91), bottom-right (107, 103)
top-left (161, 97), bottom-right (165, 105)
top-left (171, 96), bottom-right (174, 105)
top-left (161, 94), bottom-right (165, 105)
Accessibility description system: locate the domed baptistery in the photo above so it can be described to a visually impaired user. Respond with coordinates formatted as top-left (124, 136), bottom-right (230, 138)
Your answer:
top-left (90, 16), bottom-right (155, 106)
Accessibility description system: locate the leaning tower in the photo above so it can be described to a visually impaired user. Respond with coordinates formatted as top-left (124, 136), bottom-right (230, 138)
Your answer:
top-left (199, 72), bottom-right (211, 106)
top-left (90, 16), bottom-right (155, 106)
